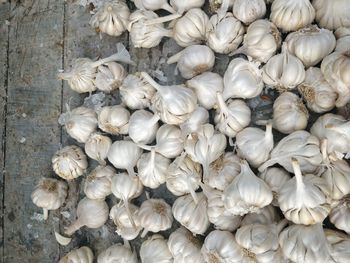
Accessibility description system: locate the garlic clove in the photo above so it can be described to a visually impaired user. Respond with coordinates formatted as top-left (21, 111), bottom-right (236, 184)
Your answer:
top-left (83, 165), bottom-right (115, 200)
top-left (98, 105), bottom-right (130, 135)
top-left (95, 62), bottom-right (126, 93)
top-left (232, 0), bottom-right (266, 25)
top-left (84, 132), bottom-right (112, 165)
top-left (128, 110), bottom-right (159, 145)
top-left (54, 232), bottom-right (72, 246)
top-left (140, 234), bottom-right (173, 263)
top-left (98, 241), bottom-right (138, 263)
top-left (59, 246), bottom-right (94, 263)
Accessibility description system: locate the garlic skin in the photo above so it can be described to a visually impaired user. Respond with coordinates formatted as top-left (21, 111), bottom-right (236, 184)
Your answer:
top-left (285, 25), bottom-right (336, 68)
top-left (140, 235), bottom-right (173, 263)
top-left (207, 12), bottom-right (245, 54)
top-left (298, 67), bottom-right (338, 113)
top-left (95, 62), bottom-right (126, 93)
top-left (98, 105), bottom-right (130, 135)
top-left (98, 241), bottom-right (137, 263)
top-left (273, 92), bottom-right (309, 134)
top-left (186, 72), bottom-right (224, 110)
top-left (31, 178), bottom-right (68, 220)
top-left (128, 110), bottom-right (159, 144)
top-left (270, 0), bottom-right (315, 32)
top-left (168, 227), bottom-right (204, 263)
top-left (152, 124), bottom-right (184, 158)
top-left (59, 247), bottom-right (93, 263)
top-left (120, 73), bottom-right (156, 110)
top-left (84, 132), bottom-right (112, 165)
top-left (329, 196), bottom-right (350, 234)
top-left (172, 8), bottom-right (209, 47)
top-left (335, 27), bottom-right (350, 53)
top-left (313, 0), bottom-right (350, 30)
top-left (172, 193), bottom-right (210, 235)
top-left (201, 230), bottom-right (243, 263)
top-left (209, 0), bottom-right (235, 12)
top-left (52, 145), bottom-right (88, 180)
top-left (133, 0), bottom-right (175, 13)
top-left (167, 45), bottom-right (215, 79)
top-left (236, 123), bottom-right (274, 168)
top-left (232, 0), bottom-right (266, 25)
top-left (65, 197), bottom-right (109, 236)
top-left (223, 160), bottom-right (273, 216)
top-left (325, 229), bottom-right (350, 263)
top-left (223, 58), bottom-right (264, 100)
top-left (179, 107), bottom-right (209, 137)
top-left (241, 205), bottom-right (281, 226)
top-left (170, 0), bottom-right (205, 14)
top-left (83, 165), bottom-right (115, 200)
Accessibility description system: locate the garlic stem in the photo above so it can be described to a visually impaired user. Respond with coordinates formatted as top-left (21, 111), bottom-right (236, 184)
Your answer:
top-left (175, 152), bottom-right (187, 169)
top-left (141, 72), bottom-right (162, 91)
top-left (145, 13), bottom-right (181, 26)
top-left (137, 143), bottom-right (154, 152)
top-left (123, 239), bottom-right (131, 249)
top-left (43, 208), bottom-right (49, 220)
top-left (265, 123), bottom-right (273, 139)
top-left (65, 220), bottom-right (85, 236)
top-left (150, 148), bottom-right (156, 165)
top-left (124, 200), bottom-right (137, 230)
top-left (186, 177), bottom-right (199, 204)
top-left (149, 113), bottom-right (160, 126)
top-left (216, 92), bottom-right (228, 115)
top-left (141, 228), bottom-right (148, 238)
top-left (321, 139), bottom-right (329, 162)
top-left (127, 167), bottom-right (137, 178)
top-left (167, 50), bottom-right (184, 64)
top-left (161, 3), bottom-right (177, 14)
top-left (291, 158), bottom-right (305, 190)
top-left (276, 219), bottom-right (288, 233)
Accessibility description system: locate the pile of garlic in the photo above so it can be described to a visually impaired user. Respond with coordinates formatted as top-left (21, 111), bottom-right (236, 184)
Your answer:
top-left (33, 0), bottom-right (350, 262)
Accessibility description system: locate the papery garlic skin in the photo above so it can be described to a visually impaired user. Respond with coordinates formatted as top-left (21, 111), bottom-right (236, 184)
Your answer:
top-left (133, 0), bottom-right (175, 13)
top-left (313, 0), bottom-right (350, 30)
top-left (232, 0), bottom-right (266, 25)
top-left (273, 92), bottom-right (309, 134)
top-left (241, 205), bottom-right (281, 225)
top-left (270, 0), bottom-right (315, 32)
top-left (129, 110), bottom-right (159, 144)
top-left (153, 124), bottom-right (184, 158)
top-left (172, 193), bottom-right (209, 235)
top-left (209, 0), bottom-right (235, 12)
top-left (140, 235), bottom-right (173, 263)
top-left (98, 242), bottom-right (138, 263)
top-left (84, 165), bottom-right (115, 200)
top-left (329, 197), bottom-right (350, 234)
top-left (170, 0), bottom-right (205, 14)
top-left (52, 145), bottom-right (88, 180)
top-left (207, 12), bottom-right (244, 54)
top-left (95, 62), bottom-right (126, 93)
top-left (285, 25), bottom-right (336, 68)
top-left (179, 107), bottom-right (209, 137)
top-left (335, 27), bottom-right (350, 53)
top-left (85, 132), bottom-right (112, 165)
top-left (98, 105), bottom-right (130, 135)
top-left (325, 229), bottom-right (350, 263)
top-left (59, 246), bottom-right (94, 263)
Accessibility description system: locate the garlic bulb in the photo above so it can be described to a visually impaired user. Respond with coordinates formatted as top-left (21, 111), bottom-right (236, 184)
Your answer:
top-left (223, 58), bottom-right (264, 100)
top-left (133, 0), bottom-right (176, 13)
top-left (207, 12), bottom-right (244, 54)
top-left (52, 145), bottom-right (88, 180)
top-left (98, 105), bottom-right (130, 135)
top-left (59, 247), bottom-right (93, 263)
top-left (329, 196), bottom-right (350, 234)
top-left (120, 73), bottom-right (156, 110)
top-left (172, 192), bottom-right (209, 235)
top-left (95, 62), bottom-right (126, 93)
top-left (270, 0), bottom-right (315, 32)
top-left (201, 230), bottom-right (243, 263)
top-left (259, 130), bottom-right (323, 173)
top-left (83, 165), bottom-right (115, 200)
top-left (186, 72), bottom-right (224, 110)
top-left (215, 94), bottom-right (251, 138)
top-left (179, 107), bottom-right (209, 137)
top-left (172, 8), bottom-right (209, 47)
top-left (141, 72), bottom-right (197, 125)
top-left (98, 241), bottom-right (137, 263)
top-left (31, 178), bottom-right (67, 220)
top-left (170, 0), bottom-right (205, 14)
top-left (65, 197), bottom-right (109, 235)
top-left (84, 132), bottom-right (112, 165)
top-left (321, 51), bottom-right (350, 107)
top-left (140, 235), bottom-right (173, 263)
top-left (138, 198), bottom-right (173, 236)
top-left (223, 160), bottom-right (273, 216)
top-left (273, 92), bottom-right (309, 134)
top-left (232, 0), bottom-right (266, 25)
top-left (298, 67), bottom-right (338, 113)
top-left (236, 123), bottom-right (274, 168)
top-left (128, 110), bottom-right (159, 144)
top-left (325, 229), bottom-right (350, 263)
top-left (168, 227), bottom-right (204, 263)
top-left (90, 0), bottom-right (130, 36)
top-left (167, 45), bottom-right (215, 79)
top-left (313, 0), bottom-right (350, 30)
top-left (107, 140), bottom-right (143, 177)
top-left (241, 205), bottom-right (281, 225)
top-left (335, 27), bottom-right (350, 53)
top-left (285, 25), bottom-right (336, 68)
top-left (279, 223), bottom-right (331, 263)
top-left (137, 149), bottom-right (170, 188)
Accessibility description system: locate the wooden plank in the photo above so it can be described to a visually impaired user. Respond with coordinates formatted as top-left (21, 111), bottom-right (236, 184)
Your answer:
top-left (3, 1), bottom-right (64, 262)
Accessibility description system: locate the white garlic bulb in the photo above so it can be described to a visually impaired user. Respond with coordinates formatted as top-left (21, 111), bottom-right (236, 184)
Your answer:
top-left (232, 0), bottom-right (266, 25)
top-left (98, 241), bottom-right (137, 263)
top-left (172, 8), bottom-right (209, 47)
top-left (98, 105), bottom-right (130, 135)
top-left (95, 62), bottom-right (126, 93)
top-left (140, 235), bottom-right (173, 263)
top-left (59, 247), bottom-right (93, 263)
top-left (128, 110), bottom-right (159, 144)
top-left (170, 0), bottom-right (205, 14)
top-left (223, 160), bottom-right (273, 216)
top-left (65, 197), bottom-right (109, 235)
top-left (241, 205), bottom-right (281, 225)
top-left (285, 25), bottom-right (336, 68)
top-left (172, 192), bottom-right (209, 235)
top-left (259, 130), bottom-right (323, 173)
top-left (83, 165), bottom-right (115, 200)
top-left (179, 107), bottom-right (209, 137)
top-left (138, 198), bottom-right (173, 236)
top-left (329, 196), bottom-right (350, 234)
top-left (84, 132), bottom-right (112, 165)
top-left (168, 227), bottom-right (204, 263)
top-left (335, 27), bottom-right (350, 53)
top-left (120, 73), bottom-right (156, 110)
top-left (313, 0), bottom-right (350, 30)
top-left (298, 67), bottom-right (338, 113)
top-left (273, 92), bottom-right (309, 134)
top-left (325, 229), bottom-right (350, 263)
top-left (137, 149), bottom-right (170, 188)
top-left (186, 72), bottom-right (224, 110)
top-left (52, 145), bottom-right (88, 180)
top-left (167, 45), bottom-right (215, 79)
top-left (215, 94), bottom-right (251, 138)
top-left (133, 0), bottom-right (175, 13)
top-left (236, 123), bottom-right (274, 168)
top-left (270, 0), bottom-right (315, 32)
top-left (31, 178), bottom-right (67, 220)
top-left (223, 58), bottom-right (264, 100)
top-left (207, 12), bottom-right (244, 54)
